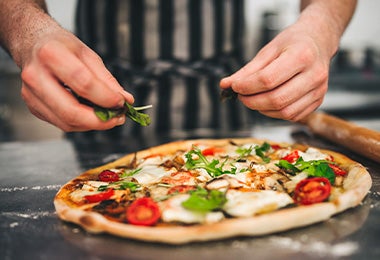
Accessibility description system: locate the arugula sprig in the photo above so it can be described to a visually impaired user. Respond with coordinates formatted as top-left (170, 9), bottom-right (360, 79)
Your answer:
top-left (277, 158), bottom-right (335, 184)
top-left (182, 187), bottom-right (227, 212)
top-left (236, 142), bottom-right (271, 163)
top-left (185, 146), bottom-right (237, 177)
top-left (95, 103), bottom-right (152, 126)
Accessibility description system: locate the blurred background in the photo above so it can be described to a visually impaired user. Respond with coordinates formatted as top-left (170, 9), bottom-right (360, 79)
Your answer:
top-left (1, 0), bottom-right (379, 142)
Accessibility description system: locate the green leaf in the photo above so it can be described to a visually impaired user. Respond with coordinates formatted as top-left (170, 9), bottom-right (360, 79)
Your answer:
top-left (182, 187), bottom-right (227, 212)
top-left (277, 157), bottom-right (335, 184)
top-left (276, 159), bottom-right (300, 175)
top-left (185, 146), bottom-right (236, 177)
top-left (125, 103), bottom-right (151, 126)
top-left (94, 103), bottom-right (152, 126)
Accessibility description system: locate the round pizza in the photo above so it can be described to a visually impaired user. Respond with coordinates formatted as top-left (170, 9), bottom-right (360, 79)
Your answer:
top-left (54, 138), bottom-right (372, 244)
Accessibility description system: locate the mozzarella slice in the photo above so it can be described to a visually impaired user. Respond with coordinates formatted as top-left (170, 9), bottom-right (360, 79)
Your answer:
top-left (133, 166), bottom-right (174, 185)
top-left (300, 147), bottom-right (330, 162)
top-left (160, 194), bottom-right (224, 224)
top-left (223, 190), bottom-right (293, 217)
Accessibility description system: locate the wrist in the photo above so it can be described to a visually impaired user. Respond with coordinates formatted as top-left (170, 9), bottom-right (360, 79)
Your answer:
top-left (0, 1), bottom-right (58, 67)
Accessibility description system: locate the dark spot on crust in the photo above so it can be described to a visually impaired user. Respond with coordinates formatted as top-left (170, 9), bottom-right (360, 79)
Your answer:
top-left (79, 215), bottom-right (96, 228)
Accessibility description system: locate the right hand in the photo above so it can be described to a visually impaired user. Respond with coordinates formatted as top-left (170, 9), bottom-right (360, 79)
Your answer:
top-left (19, 25), bottom-right (134, 132)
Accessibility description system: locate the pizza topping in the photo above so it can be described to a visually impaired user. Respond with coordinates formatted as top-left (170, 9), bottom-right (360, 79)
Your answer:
top-left (84, 189), bottom-right (115, 203)
top-left (185, 146), bottom-right (237, 177)
top-left (293, 177), bottom-right (331, 205)
top-left (167, 185), bottom-right (197, 195)
top-left (160, 194), bottom-right (224, 224)
top-left (282, 150), bottom-right (300, 163)
top-left (277, 157), bottom-right (335, 185)
top-left (98, 170), bottom-right (120, 182)
top-left (126, 197), bottom-right (161, 226)
top-left (182, 187), bottom-right (227, 213)
top-left (328, 164), bottom-right (348, 176)
top-left (201, 147), bottom-right (225, 156)
top-left (223, 190), bottom-right (293, 217)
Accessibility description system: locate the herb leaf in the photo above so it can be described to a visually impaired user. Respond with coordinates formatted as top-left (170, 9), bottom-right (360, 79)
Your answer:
top-left (185, 146), bottom-right (236, 177)
top-left (182, 187), bottom-right (227, 212)
top-left (276, 157), bottom-right (335, 184)
top-left (94, 103), bottom-right (152, 126)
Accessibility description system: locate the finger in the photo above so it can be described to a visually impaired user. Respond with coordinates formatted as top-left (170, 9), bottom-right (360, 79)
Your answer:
top-left (232, 49), bottom-right (307, 96)
top-left (258, 89), bottom-right (325, 121)
top-left (220, 43), bottom-right (280, 89)
top-left (21, 70), bottom-right (126, 132)
top-left (238, 68), bottom-right (325, 111)
top-left (78, 47), bottom-right (135, 104)
top-left (37, 41), bottom-right (126, 109)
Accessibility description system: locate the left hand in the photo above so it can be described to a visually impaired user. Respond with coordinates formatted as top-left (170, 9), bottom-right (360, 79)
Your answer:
top-left (220, 20), bottom-right (336, 121)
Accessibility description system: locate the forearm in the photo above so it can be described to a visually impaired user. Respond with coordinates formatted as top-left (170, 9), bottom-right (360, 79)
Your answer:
top-left (0, 0), bottom-right (57, 67)
top-left (299, 0), bottom-right (357, 58)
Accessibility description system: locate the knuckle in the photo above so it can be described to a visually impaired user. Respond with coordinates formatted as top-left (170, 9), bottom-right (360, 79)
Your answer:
top-left (21, 66), bottom-right (36, 86)
top-left (257, 72), bottom-right (276, 90)
top-left (70, 66), bottom-right (93, 93)
top-left (268, 93), bottom-right (288, 110)
top-left (278, 107), bottom-right (297, 121)
top-left (297, 46), bottom-right (315, 65)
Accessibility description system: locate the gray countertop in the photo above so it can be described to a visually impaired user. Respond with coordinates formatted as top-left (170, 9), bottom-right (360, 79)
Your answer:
top-left (1, 124), bottom-right (379, 260)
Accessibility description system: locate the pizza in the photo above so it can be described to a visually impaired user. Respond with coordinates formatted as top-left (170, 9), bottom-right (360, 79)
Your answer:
top-left (54, 138), bottom-right (372, 244)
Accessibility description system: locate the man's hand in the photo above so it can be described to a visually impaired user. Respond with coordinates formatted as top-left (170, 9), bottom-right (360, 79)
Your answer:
top-left (220, 0), bottom-right (357, 121)
top-left (0, 0), bottom-right (134, 132)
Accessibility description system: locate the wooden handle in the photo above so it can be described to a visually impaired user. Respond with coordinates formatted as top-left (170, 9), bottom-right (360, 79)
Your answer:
top-left (301, 112), bottom-right (380, 163)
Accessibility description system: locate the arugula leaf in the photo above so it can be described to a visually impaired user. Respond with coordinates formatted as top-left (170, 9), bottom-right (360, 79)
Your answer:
top-left (236, 142), bottom-right (271, 163)
top-left (276, 160), bottom-right (300, 175)
top-left (95, 103), bottom-right (152, 126)
top-left (182, 187), bottom-right (227, 212)
top-left (185, 146), bottom-right (236, 177)
top-left (255, 142), bottom-right (271, 163)
top-left (98, 181), bottom-right (140, 192)
top-left (276, 157), bottom-right (335, 184)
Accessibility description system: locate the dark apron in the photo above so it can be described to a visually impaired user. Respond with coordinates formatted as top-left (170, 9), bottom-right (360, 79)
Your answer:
top-left (74, 0), bottom-right (256, 138)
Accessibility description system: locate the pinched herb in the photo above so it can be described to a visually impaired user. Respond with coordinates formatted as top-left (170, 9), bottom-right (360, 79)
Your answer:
top-left (220, 88), bottom-right (238, 101)
top-left (185, 146), bottom-right (237, 177)
top-left (182, 187), bottom-right (227, 212)
top-left (277, 158), bottom-right (335, 184)
top-left (95, 103), bottom-right (152, 126)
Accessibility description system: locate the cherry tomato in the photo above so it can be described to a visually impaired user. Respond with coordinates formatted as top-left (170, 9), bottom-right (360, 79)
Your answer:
top-left (98, 170), bottom-right (120, 182)
top-left (126, 197), bottom-right (161, 226)
top-left (84, 189), bottom-right (114, 203)
top-left (270, 144), bottom-right (282, 150)
top-left (167, 185), bottom-right (197, 195)
top-left (328, 164), bottom-right (347, 176)
top-left (282, 150), bottom-right (300, 163)
top-left (201, 147), bottom-right (224, 156)
top-left (293, 177), bottom-right (331, 205)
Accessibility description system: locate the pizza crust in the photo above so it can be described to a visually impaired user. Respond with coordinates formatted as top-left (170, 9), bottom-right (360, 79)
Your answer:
top-left (54, 138), bottom-right (372, 244)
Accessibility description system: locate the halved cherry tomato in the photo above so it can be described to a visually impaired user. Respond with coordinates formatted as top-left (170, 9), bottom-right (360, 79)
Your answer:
top-left (98, 170), bottom-right (120, 182)
top-left (201, 147), bottom-right (224, 156)
top-left (293, 177), bottom-right (331, 205)
top-left (328, 164), bottom-right (347, 176)
top-left (84, 189), bottom-right (114, 203)
top-left (282, 150), bottom-right (300, 163)
top-left (167, 185), bottom-right (197, 195)
top-left (270, 144), bottom-right (282, 150)
top-left (126, 197), bottom-right (161, 226)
